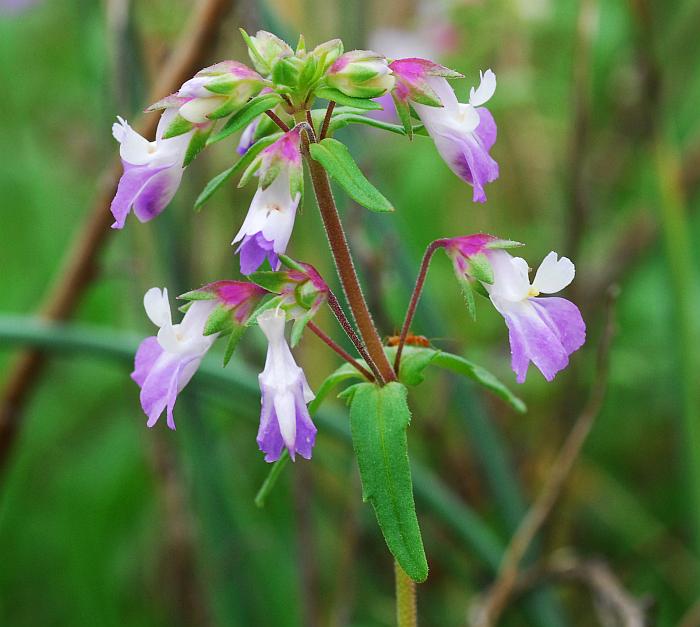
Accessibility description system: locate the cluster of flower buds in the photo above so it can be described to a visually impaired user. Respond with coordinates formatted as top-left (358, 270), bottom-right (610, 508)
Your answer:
top-left (110, 28), bottom-right (585, 468)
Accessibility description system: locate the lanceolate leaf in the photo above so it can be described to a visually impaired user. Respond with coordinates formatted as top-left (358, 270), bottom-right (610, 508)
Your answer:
top-left (208, 93), bottom-right (284, 145)
top-left (342, 382), bottom-right (428, 582)
top-left (314, 87), bottom-right (383, 110)
top-left (431, 352), bottom-right (527, 414)
top-left (183, 126), bottom-right (213, 167)
top-left (194, 134), bottom-right (279, 210)
top-left (223, 325), bottom-right (246, 366)
top-left (309, 138), bottom-right (394, 213)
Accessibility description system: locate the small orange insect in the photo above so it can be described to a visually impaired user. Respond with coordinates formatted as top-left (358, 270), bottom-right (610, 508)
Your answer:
top-left (386, 333), bottom-right (431, 348)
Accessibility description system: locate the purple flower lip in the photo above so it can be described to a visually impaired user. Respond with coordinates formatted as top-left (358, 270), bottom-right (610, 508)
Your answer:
top-left (132, 288), bottom-right (218, 429)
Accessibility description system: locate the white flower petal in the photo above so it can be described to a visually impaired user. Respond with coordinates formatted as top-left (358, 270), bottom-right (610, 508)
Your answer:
top-left (115, 117), bottom-right (155, 165)
top-left (469, 69), bottom-right (496, 107)
top-left (532, 252), bottom-right (575, 294)
top-left (274, 390), bottom-right (297, 449)
top-left (144, 287), bottom-right (172, 328)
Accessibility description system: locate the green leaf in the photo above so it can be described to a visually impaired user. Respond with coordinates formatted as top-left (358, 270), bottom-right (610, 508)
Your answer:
top-left (309, 138), bottom-right (394, 213)
top-left (223, 325), bottom-right (246, 366)
top-left (431, 352), bottom-right (527, 414)
top-left (183, 126), bottom-right (212, 167)
top-left (384, 346), bottom-right (440, 386)
top-left (345, 382), bottom-right (428, 582)
top-left (314, 87), bottom-right (383, 110)
top-left (328, 112), bottom-right (407, 136)
top-left (208, 93), bottom-right (283, 145)
top-left (194, 134), bottom-right (279, 210)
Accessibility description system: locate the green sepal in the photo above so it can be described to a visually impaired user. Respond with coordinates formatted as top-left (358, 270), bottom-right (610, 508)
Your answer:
top-left (239, 28), bottom-right (270, 74)
top-left (472, 280), bottom-right (490, 298)
top-left (314, 87), bottom-right (383, 110)
top-left (179, 288), bottom-right (217, 301)
top-left (207, 96), bottom-right (241, 120)
top-left (346, 382), bottom-right (428, 582)
top-left (183, 125), bottom-right (213, 167)
top-left (208, 92), bottom-right (283, 145)
top-left (393, 93), bottom-right (415, 139)
top-left (194, 134), bottom-right (279, 210)
top-left (279, 254), bottom-right (306, 273)
top-left (290, 309), bottom-right (315, 348)
top-left (298, 56), bottom-right (319, 93)
top-left (272, 57), bottom-right (302, 88)
top-left (178, 301), bottom-right (193, 314)
top-left (245, 295), bottom-right (285, 327)
top-left (485, 239), bottom-right (525, 250)
top-left (223, 324), bottom-right (246, 366)
top-left (467, 252), bottom-right (494, 284)
top-left (204, 303), bottom-right (234, 336)
top-left (259, 161), bottom-right (282, 190)
top-left (248, 271), bottom-right (289, 293)
top-left (309, 138), bottom-right (394, 213)
top-left (162, 114), bottom-right (194, 139)
top-left (458, 276), bottom-right (477, 320)
top-left (204, 78), bottom-right (239, 95)
top-left (295, 34), bottom-right (306, 55)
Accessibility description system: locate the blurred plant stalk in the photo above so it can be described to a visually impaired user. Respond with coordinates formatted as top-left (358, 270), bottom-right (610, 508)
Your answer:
top-left (654, 137), bottom-right (700, 554)
top-left (0, 0), bottom-right (233, 478)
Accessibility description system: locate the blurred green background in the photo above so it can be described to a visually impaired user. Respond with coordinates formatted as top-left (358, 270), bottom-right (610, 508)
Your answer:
top-left (2, 0), bottom-right (700, 625)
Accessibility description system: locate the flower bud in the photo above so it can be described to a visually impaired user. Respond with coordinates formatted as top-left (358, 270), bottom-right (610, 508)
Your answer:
top-left (325, 50), bottom-right (395, 99)
top-left (243, 29), bottom-right (294, 75)
top-left (177, 61), bottom-right (265, 123)
top-left (310, 38), bottom-right (344, 73)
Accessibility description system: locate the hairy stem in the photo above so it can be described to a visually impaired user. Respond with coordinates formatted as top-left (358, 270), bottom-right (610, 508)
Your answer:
top-left (327, 291), bottom-right (384, 383)
top-left (265, 109), bottom-right (290, 132)
top-left (300, 127), bottom-right (396, 384)
top-left (394, 239), bottom-right (447, 372)
top-left (395, 561), bottom-right (417, 627)
top-left (307, 321), bottom-right (374, 381)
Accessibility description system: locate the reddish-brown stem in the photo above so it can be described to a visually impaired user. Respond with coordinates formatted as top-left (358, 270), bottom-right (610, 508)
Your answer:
top-left (305, 109), bottom-right (315, 134)
top-left (320, 101), bottom-right (335, 140)
top-left (301, 131), bottom-right (396, 384)
top-left (327, 291), bottom-right (384, 383)
top-left (265, 110), bottom-right (290, 132)
top-left (394, 239), bottom-right (448, 372)
top-left (307, 321), bottom-right (374, 382)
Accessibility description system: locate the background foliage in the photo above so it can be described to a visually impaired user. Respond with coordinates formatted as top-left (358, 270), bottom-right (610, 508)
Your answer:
top-left (1, 0), bottom-right (700, 625)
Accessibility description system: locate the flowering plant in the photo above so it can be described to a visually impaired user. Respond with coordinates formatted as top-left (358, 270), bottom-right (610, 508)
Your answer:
top-left (111, 29), bottom-right (585, 620)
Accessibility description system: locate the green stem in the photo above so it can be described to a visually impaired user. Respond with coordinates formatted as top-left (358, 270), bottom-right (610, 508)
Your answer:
top-left (395, 561), bottom-right (417, 627)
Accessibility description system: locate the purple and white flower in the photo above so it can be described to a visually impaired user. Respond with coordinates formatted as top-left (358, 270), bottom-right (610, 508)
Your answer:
top-left (131, 287), bottom-right (219, 429)
top-left (392, 62), bottom-right (499, 202)
top-left (232, 128), bottom-right (303, 275)
top-left (444, 235), bottom-right (586, 383)
top-left (110, 109), bottom-right (192, 229)
top-left (256, 309), bottom-right (317, 462)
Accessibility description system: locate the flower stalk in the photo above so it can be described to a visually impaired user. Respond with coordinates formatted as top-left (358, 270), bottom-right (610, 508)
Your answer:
top-left (307, 321), bottom-right (374, 381)
top-left (300, 116), bottom-right (396, 384)
top-left (394, 239), bottom-right (449, 372)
